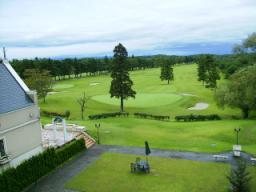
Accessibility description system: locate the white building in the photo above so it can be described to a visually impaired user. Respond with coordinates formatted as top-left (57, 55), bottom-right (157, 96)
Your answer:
top-left (0, 59), bottom-right (43, 170)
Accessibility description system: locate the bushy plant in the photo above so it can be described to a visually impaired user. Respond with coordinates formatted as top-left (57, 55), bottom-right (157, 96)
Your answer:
top-left (41, 110), bottom-right (71, 119)
top-left (65, 110), bottom-right (71, 119)
top-left (134, 112), bottom-right (170, 121)
top-left (88, 112), bottom-right (129, 120)
top-left (175, 114), bottom-right (221, 122)
top-left (0, 139), bottom-right (85, 192)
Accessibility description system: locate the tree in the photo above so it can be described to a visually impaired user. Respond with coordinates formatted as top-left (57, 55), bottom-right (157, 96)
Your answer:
top-left (160, 59), bottom-right (174, 84)
top-left (24, 69), bottom-right (53, 103)
top-left (197, 57), bottom-right (207, 84)
top-left (232, 33), bottom-right (256, 71)
top-left (215, 65), bottom-right (256, 118)
top-left (197, 55), bottom-right (220, 89)
top-left (227, 160), bottom-right (251, 192)
top-left (243, 32), bottom-right (256, 52)
top-left (205, 57), bottom-right (220, 89)
top-left (109, 43), bottom-right (136, 112)
top-left (77, 92), bottom-right (89, 120)
top-left (104, 56), bottom-right (110, 72)
top-left (62, 59), bottom-right (74, 79)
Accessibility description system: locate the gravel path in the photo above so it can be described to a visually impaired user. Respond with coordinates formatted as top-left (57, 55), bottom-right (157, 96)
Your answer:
top-left (25, 145), bottom-right (253, 192)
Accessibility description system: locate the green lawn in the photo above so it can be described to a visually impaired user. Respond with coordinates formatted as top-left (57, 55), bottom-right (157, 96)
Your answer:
top-left (91, 93), bottom-right (182, 107)
top-left (40, 64), bottom-right (256, 154)
top-left (41, 64), bottom-right (240, 118)
top-left (52, 83), bottom-right (74, 89)
top-left (54, 117), bottom-right (255, 154)
top-left (66, 153), bottom-right (256, 192)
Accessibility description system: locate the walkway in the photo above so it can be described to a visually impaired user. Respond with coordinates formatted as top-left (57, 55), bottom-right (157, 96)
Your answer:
top-left (26, 144), bottom-right (253, 192)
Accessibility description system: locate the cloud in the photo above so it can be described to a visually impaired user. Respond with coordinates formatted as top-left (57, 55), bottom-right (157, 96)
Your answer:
top-left (0, 0), bottom-right (255, 58)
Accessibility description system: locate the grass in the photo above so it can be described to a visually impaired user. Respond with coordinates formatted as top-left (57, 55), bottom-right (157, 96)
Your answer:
top-left (52, 83), bottom-right (74, 89)
top-left (91, 93), bottom-right (182, 107)
top-left (40, 64), bottom-right (256, 154)
top-left (65, 153), bottom-right (256, 192)
top-left (42, 64), bottom-right (240, 118)
top-left (58, 118), bottom-right (256, 154)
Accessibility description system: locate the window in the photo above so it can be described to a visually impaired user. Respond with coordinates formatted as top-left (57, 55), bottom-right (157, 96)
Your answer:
top-left (0, 139), bottom-right (6, 157)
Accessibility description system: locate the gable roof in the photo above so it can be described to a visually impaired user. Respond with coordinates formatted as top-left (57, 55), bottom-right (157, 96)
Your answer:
top-left (0, 61), bottom-right (33, 114)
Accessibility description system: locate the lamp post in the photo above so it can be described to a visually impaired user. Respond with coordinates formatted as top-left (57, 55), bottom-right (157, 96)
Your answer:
top-left (95, 123), bottom-right (101, 144)
top-left (234, 128), bottom-right (241, 145)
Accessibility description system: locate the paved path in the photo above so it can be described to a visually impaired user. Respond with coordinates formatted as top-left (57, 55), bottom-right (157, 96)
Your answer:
top-left (26, 145), bottom-right (253, 192)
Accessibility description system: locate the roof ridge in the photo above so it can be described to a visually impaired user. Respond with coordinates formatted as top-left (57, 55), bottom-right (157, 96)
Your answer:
top-left (3, 59), bottom-right (30, 92)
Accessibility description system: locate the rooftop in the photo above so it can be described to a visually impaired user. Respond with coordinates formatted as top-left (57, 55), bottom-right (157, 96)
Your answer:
top-left (0, 61), bottom-right (33, 114)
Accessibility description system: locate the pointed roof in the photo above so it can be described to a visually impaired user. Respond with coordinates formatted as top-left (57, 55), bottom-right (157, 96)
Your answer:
top-left (0, 60), bottom-right (33, 114)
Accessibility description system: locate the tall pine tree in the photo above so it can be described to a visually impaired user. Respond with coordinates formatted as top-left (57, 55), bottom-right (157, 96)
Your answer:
top-left (227, 160), bottom-right (251, 192)
top-left (109, 43), bottom-right (136, 112)
top-left (160, 60), bottom-right (174, 84)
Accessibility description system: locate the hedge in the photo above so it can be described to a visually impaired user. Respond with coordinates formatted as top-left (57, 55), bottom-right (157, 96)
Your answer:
top-left (175, 114), bottom-right (221, 122)
top-left (134, 112), bottom-right (170, 121)
top-left (41, 110), bottom-right (71, 119)
top-left (0, 138), bottom-right (85, 192)
top-left (88, 112), bottom-right (129, 120)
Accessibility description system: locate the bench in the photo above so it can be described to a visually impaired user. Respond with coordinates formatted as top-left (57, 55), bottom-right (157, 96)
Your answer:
top-left (213, 155), bottom-right (229, 160)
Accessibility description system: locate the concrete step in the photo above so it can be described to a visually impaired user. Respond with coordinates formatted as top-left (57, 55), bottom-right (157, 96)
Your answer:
top-left (78, 131), bottom-right (96, 149)
top-left (84, 136), bottom-right (96, 148)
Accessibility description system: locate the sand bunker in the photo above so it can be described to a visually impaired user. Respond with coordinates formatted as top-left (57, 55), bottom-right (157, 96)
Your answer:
top-left (89, 82), bottom-right (100, 86)
top-left (188, 102), bottom-right (209, 110)
top-left (48, 92), bottom-right (58, 95)
top-left (180, 93), bottom-right (196, 97)
top-left (47, 91), bottom-right (68, 95)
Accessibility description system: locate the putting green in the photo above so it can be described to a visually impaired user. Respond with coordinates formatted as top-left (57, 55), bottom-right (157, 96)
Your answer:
top-left (53, 84), bottom-right (74, 89)
top-left (91, 93), bottom-right (182, 107)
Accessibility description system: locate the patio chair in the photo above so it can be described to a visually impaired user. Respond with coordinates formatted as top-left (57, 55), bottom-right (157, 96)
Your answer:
top-left (130, 163), bottom-right (136, 173)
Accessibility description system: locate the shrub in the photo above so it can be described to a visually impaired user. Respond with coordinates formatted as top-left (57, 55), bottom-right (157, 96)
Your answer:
top-left (175, 114), bottom-right (221, 122)
top-left (88, 112), bottom-right (129, 120)
top-left (65, 110), bottom-right (71, 119)
top-left (0, 139), bottom-right (85, 192)
top-left (41, 110), bottom-right (71, 119)
top-left (134, 112), bottom-right (170, 121)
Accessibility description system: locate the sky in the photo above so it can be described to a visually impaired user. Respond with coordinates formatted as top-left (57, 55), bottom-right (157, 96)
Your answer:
top-left (0, 0), bottom-right (256, 59)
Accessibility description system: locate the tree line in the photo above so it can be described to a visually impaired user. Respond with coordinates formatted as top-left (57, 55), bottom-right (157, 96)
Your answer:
top-left (10, 50), bottom-right (252, 85)
top-left (10, 54), bottom-right (219, 81)
top-left (10, 55), bottom-right (191, 80)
